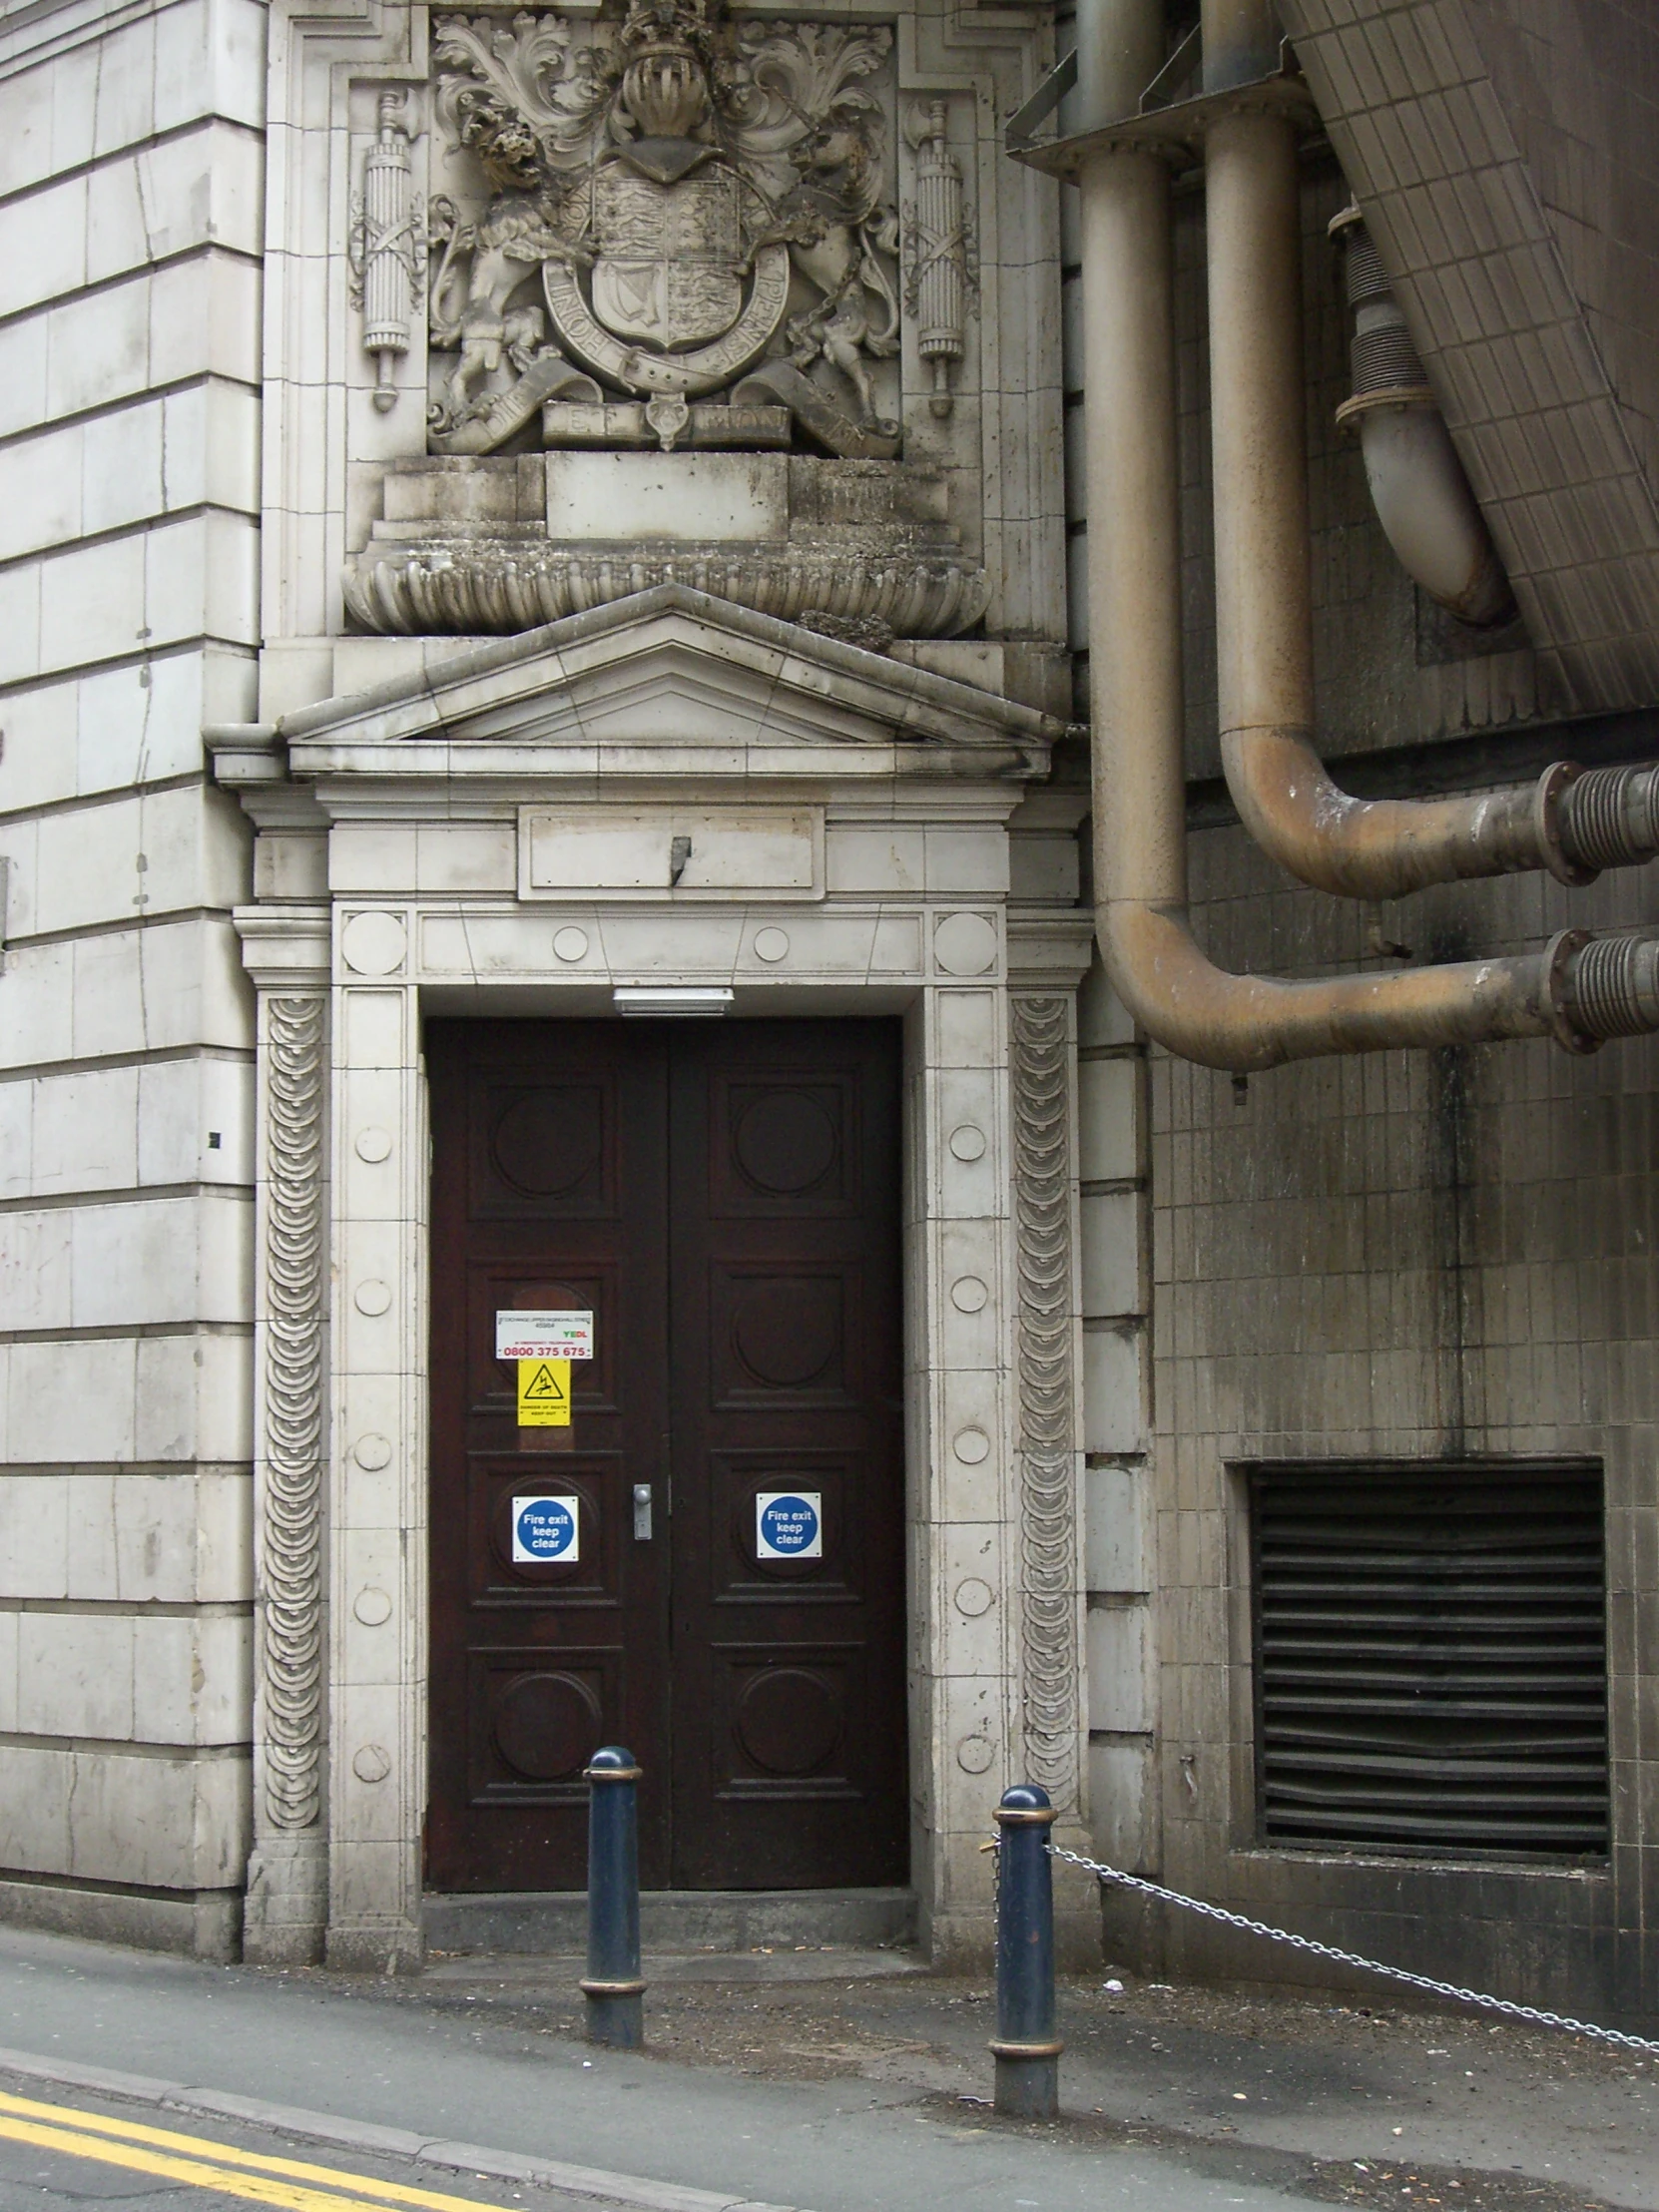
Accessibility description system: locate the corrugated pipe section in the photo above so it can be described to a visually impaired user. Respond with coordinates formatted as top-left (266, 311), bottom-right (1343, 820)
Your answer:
top-left (1070, 0), bottom-right (1659, 1069)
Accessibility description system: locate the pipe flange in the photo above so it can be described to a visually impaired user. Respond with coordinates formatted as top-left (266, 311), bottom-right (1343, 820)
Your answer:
top-left (1334, 386), bottom-right (1436, 433)
top-left (1531, 761), bottom-right (1597, 888)
top-left (1541, 928), bottom-right (1600, 1055)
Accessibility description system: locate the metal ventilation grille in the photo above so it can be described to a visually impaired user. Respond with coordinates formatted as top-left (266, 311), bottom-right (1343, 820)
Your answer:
top-left (1251, 1462), bottom-right (1607, 1859)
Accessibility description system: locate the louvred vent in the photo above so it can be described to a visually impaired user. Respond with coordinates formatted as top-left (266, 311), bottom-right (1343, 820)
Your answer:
top-left (1250, 1461), bottom-right (1608, 1859)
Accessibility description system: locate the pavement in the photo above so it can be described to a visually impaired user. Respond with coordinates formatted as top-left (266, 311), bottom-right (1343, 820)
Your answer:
top-left (0, 1926), bottom-right (1650, 2212)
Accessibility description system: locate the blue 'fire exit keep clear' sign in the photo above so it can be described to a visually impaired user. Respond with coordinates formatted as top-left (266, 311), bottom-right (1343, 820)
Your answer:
top-left (756, 1491), bottom-right (823, 1560)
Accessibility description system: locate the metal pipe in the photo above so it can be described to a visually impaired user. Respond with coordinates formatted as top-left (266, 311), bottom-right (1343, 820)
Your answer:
top-left (1098, 906), bottom-right (1646, 1070)
top-left (1355, 405), bottom-right (1512, 625)
top-left (1075, 0), bottom-right (1659, 1070)
top-left (1209, 156), bottom-right (1659, 900)
top-left (1202, 0), bottom-right (1281, 91)
top-left (990, 1785), bottom-right (1062, 2118)
top-left (1073, 0), bottom-right (1164, 127)
top-left (1334, 204), bottom-right (1513, 629)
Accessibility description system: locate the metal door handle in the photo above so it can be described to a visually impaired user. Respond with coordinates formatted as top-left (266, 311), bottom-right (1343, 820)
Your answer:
top-left (632, 1483), bottom-right (653, 1540)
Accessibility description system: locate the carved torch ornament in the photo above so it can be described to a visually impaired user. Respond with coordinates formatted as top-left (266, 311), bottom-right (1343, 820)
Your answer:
top-left (903, 100), bottom-right (975, 419)
top-left (350, 93), bottom-right (427, 412)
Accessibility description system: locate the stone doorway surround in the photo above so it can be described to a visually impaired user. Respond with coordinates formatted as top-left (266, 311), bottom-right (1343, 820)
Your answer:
top-left (209, 586), bottom-right (1092, 1970)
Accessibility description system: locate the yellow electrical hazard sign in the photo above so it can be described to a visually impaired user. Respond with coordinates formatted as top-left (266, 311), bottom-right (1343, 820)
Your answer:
top-left (517, 1358), bottom-right (571, 1427)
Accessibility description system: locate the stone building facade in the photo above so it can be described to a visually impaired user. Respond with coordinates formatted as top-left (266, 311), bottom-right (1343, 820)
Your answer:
top-left (0, 0), bottom-right (1653, 2024)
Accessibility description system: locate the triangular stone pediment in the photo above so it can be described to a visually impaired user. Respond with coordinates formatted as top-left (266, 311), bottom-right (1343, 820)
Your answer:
top-left (274, 585), bottom-right (1059, 785)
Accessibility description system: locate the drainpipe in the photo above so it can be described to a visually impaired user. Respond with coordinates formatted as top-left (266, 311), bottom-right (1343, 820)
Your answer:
top-left (1204, 36), bottom-right (1659, 901)
top-left (1075, 0), bottom-right (1659, 1069)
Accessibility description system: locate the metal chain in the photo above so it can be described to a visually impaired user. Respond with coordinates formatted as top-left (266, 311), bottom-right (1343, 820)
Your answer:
top-left (1047, 1843), bottom-right (1659, 2055)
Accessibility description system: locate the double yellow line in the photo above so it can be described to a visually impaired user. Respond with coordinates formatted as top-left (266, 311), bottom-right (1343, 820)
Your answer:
top-left (0, 2086), bottom-right (518, 2212)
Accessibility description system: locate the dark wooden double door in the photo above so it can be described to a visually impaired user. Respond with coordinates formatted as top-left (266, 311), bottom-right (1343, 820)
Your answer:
top-left (426, 1017), bottom-right (907, 1894)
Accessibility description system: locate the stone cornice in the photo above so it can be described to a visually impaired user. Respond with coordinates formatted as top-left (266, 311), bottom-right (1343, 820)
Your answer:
top-left (1006, 911), bottom-right (1095, 990)
top-left (243, 587), bottom-right (1059, 787)
top-left (235, 907), bottom-right (333, 990)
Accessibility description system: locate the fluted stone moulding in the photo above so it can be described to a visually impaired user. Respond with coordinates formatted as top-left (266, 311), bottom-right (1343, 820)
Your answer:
top-left (1010, 994), bottom-right (1081, 1812)
top-left (344, 545), bottom-right (988, 640)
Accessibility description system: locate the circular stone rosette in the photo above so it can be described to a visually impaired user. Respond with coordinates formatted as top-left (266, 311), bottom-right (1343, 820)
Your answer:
top-left (343, 548), bottom-right (990, 641)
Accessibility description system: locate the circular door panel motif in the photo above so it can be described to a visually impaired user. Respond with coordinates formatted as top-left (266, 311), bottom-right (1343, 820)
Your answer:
top-left (734, 1666), bottom-right (843, 1777)
top-left (732, 1089), bottom-right (839, 1196)
top-left (492, 1671), bottom-right (600, 1783)
top-left (730, 1276), bottom-right (841, 1389)
top-left (489, 1087), bottom-right (603, 1198)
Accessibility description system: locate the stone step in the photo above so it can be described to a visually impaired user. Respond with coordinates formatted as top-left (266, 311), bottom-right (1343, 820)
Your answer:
top-left (421, 1947), bottom-right (924, 1985)
top-left (421, 1888), bottom-right (916, 1957)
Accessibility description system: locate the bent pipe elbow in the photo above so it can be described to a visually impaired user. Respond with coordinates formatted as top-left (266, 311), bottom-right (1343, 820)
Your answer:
top-left (1355, 403), bottom-right (1515, 629)
top-left (1220, 726), bottom-right (1582, 899)
top-left (1223, 731), bottom-right (1659, 900)
top-left (1097, 900), bottom-right (1659, 1072)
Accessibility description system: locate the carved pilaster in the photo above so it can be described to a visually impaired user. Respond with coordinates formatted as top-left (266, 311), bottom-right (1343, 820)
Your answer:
top-left (1010, 993), bottom-right (1082, 1813)
top-left (238, 911), bottom-right (331, 1963)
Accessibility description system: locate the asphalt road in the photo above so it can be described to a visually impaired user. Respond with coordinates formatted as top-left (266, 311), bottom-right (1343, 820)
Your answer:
top-left (0, 1925), bottom-right (1331, 2212)
top-left (0, 2073), bottom-right (610, 2212)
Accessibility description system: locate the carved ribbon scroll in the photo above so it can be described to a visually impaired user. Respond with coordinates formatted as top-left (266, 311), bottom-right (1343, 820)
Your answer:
top-left (261, 993), bottom-right (327, 1832)
top-left (1010, 994), bottom-right (1080, 1811)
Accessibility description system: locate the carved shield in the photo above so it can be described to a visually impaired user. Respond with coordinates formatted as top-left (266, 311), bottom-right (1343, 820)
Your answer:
top-left (589, 165), bottom-right (747, 349)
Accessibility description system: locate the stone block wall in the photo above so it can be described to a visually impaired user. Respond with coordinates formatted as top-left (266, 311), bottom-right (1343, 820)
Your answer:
top-left (0, 0), bottom-right (264, 1960)
top-left (1076, 957), bottom-right (1157, 1877)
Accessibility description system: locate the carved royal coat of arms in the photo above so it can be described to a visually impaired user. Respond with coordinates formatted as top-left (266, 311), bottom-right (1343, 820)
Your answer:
top-left (426, 0), bottom-right (905, 457)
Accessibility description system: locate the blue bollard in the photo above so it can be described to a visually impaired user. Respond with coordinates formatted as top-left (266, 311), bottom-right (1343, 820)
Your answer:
top-left (990, 1782), bottom-right (1062, 2117)
top-left (580, 1746), bottom-right (645, 2049)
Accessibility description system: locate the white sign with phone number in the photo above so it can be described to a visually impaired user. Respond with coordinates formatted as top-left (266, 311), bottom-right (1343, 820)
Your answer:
top-left (496, 1310), bottom-right (594, 1361)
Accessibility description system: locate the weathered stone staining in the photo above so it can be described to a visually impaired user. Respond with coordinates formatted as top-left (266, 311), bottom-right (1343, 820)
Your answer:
top-left (345, 450), bottom-right (988, 641)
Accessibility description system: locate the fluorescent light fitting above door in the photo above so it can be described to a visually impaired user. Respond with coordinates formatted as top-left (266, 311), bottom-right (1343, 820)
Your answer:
top-left (612, 987), bottom-right (735, 1017)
